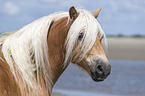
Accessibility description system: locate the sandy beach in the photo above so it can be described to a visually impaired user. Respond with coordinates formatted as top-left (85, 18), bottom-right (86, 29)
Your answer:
top-left (52, 37), bottom-right (145, 96)
top-left (108, 37), bottom-right (145, 60)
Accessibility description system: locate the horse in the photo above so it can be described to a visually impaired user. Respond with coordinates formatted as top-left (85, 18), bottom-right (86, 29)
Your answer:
top-left (0, 6), bottom-right (111, 96)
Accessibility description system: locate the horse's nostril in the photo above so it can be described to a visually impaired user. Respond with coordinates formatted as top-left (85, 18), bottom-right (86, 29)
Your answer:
top-left (96, 65), bottom-right (104, 75)
top-left (97, 65), bottom-right (103, 72)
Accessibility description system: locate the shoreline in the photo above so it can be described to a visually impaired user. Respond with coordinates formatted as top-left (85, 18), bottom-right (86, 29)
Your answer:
top-left (52, 89), bottom-right (122, 96)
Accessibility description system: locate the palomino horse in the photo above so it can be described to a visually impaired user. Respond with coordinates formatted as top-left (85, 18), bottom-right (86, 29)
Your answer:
top-left (0, 6), bottom-right (111, 96)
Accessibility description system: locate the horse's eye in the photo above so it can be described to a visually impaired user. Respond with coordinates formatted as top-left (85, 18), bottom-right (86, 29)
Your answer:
top-left (78, 32), bottom-right (84, 40)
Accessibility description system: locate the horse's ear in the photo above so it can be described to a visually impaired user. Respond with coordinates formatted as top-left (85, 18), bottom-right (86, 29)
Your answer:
top-left (92, 8), bottom-right (101, 18)
top-left (69, 6), bottom-right (78, 21)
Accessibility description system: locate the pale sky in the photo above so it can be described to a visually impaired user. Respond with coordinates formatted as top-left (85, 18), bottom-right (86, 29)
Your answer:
top-left (0, 0), bottom-right (145, 36)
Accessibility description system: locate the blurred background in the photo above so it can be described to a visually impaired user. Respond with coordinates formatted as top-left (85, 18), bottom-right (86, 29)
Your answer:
top-left (0, 0), bottom-right (145, 96)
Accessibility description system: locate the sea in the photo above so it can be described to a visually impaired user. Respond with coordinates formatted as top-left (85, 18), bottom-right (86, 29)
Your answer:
top-left (52, 59), bottom-right (145, 96)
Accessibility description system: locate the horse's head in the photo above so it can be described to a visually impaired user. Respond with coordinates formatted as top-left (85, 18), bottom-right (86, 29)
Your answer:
top-left (65, 6), bottom-right (111, 82)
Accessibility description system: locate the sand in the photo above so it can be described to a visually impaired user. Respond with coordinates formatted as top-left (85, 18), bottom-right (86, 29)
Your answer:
top-left (52, 92), bottom-right (64, 96)
top-left (108, 37), bottom-right (145, 60)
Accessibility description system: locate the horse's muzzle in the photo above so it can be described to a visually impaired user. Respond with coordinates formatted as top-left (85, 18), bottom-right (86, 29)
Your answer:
top-left (89, 60), bottom-right (111, 82)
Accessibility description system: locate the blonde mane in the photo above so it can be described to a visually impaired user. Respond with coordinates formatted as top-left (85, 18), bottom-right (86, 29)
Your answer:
top-left (1, 12), bottom-right (69, 95)
top-left (0, 9), bottom-right (108, 96)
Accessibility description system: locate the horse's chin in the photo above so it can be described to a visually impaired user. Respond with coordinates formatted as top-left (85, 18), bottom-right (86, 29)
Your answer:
top-left (91, 76), bottom-right (105, 82)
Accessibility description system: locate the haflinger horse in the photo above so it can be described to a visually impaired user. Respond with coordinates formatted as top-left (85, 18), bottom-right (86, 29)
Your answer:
top-left (0, 6), bottom-right (111, 96)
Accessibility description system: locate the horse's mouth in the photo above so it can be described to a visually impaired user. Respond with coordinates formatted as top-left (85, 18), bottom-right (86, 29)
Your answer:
top-left (90, 69), bottom-right (108, 82)
top-left (91, 75), bottom-right (105, 82)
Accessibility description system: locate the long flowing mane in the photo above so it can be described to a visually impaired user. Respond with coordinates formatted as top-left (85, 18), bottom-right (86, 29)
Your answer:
top-left (0, 12), bottom-right (69, 95)
top-left (0, 9), bottom-right (108, 95)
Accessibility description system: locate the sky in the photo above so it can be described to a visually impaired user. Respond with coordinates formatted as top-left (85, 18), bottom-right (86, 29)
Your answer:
top-left (0, 0), bottom-right (145, 36)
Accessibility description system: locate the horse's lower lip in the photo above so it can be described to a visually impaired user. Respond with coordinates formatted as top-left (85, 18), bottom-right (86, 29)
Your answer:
top-left (91, 76), bottom-right (105, 82)
top-left (90, 70), bottom-right (105, 82)
top-left (97, 77), bottom-right (104, 81)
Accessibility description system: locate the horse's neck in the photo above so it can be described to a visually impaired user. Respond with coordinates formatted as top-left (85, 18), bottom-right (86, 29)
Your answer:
top-left (47, 17), bottom-right (71, 85)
